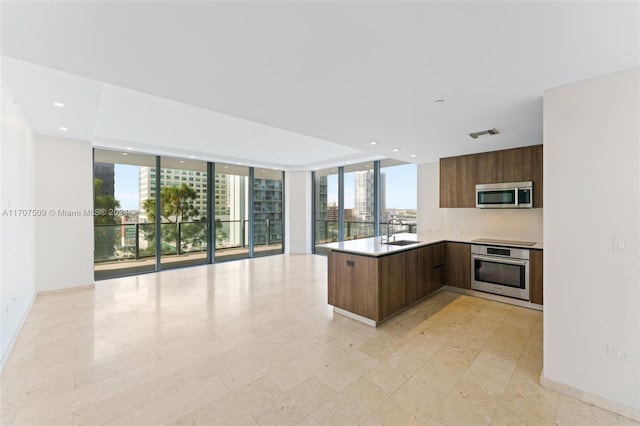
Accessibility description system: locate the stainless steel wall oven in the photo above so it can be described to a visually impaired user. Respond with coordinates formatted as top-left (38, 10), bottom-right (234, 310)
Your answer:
top-left (471, 245), bottom-right (530, 300)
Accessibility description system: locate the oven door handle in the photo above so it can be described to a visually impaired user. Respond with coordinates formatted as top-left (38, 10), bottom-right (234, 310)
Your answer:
top-left (472, 254), bottom-right (528, 266)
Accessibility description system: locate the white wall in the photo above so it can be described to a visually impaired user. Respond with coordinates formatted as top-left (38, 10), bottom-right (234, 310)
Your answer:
top-left (543, 68), bottom-right (640, 414)
top-left (1, 81), bottom-right (37, 369)
top-left (34, 136), bottom-right (94, 292)
top-left (285, 171), bottom-right (312, 254)
top-left (417, 163), bottom-right (446, 236)
top-left (417, 162), bottom-right (544, 243)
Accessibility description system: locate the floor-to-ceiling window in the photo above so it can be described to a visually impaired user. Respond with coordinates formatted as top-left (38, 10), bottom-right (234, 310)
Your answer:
top-left (253, 169), bottom-right (284, 257)
top-left (156, 157), bottom-right (209, 269)
top-left (312, 159), bottom-right (417, 253)
top-left (93, 149), bottom-right (157, 279)
top-left (380, 159), bottom-right (417, 235)
top-left (313, 167), bottom-right (339, 254)
top-left (214, 163), bottom-right (250, 261)
top-left (94, 150), bottom-right (286, 279)
top-left (343, 162), bottom-right (375, 241)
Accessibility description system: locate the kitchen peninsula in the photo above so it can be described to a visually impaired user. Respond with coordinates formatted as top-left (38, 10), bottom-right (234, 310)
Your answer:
top-left (323, 233), bottom-right (446, 326)
top-left (323, 233), bottom-right (543, 326)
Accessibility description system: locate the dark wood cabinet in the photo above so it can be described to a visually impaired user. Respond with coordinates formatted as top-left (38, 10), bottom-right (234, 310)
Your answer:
top-left (440, 155), bottom-right (477, 208)
top-left (446, 242), bottom-right (471, 289)
top-left (379, 254), bottom-right (407, 320)
top-left (529, 249), bottom-right (543, 305)
top-left (440, 144), bottom-right (543, 208)
top-left (475, 151), bottom-right (503, 184)
top-left (328, 251), bottom-right (378, 319)
top-left (328, 243), bottom-right (447, 324)
top-left (427, 243), bottom-right (446, 294)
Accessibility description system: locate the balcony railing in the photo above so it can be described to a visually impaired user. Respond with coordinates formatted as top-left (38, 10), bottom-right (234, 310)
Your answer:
top-left (313, 219), bottom-right (416, 246)
top-left (94, 219), bottom-right (283, 263)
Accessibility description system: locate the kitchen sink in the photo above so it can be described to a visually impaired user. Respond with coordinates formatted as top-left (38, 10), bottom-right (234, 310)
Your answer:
top-left (383, 240), bottom-right (421, 246)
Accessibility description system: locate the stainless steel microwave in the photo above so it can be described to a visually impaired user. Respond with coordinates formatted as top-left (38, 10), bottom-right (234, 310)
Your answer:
top-left (476, 181), bottom-right (533, 208)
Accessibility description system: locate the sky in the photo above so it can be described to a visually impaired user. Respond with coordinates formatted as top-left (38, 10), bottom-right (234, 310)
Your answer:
top-left (114, 163), bottom-right (417, 211)
top-left (326, 164), bottom-right (417, 210)
top-left (114, 164), bottom-right (141, 210)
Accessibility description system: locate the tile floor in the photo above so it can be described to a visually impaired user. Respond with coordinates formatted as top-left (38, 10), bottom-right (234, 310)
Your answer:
top-left (1, 254), bottom-right (636, 426)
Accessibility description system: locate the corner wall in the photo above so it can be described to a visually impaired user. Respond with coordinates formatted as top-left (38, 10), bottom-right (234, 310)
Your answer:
top-left (1, 81), bottom-right (37, 369)
top-left (285, 170), bottom-right (312, 254)
top-left (543, 68), bottom-right (640, 416)
top-left (34, 136), bottom-right (94, 292)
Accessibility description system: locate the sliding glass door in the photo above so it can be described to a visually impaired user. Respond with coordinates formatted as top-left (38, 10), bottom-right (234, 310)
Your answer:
top-left (93, 149), bottom-right (157, 279)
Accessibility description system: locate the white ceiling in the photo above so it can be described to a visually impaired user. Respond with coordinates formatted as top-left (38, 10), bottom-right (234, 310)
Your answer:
top-left (1, 1), bottom-right (639, 169)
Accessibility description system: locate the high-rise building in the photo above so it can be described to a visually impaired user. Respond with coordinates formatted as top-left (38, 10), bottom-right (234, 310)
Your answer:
top-left (253, 177), bottom-right (283, 246)
top-left (139, 167), bottom-right (213, 221)
top-left (353, 170), bottom-right (386, 222)
top-left (94, 162), bottom-right (114, 196)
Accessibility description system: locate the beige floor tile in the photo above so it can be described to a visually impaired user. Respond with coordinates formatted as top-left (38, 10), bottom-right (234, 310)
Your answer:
top-left (311, 377), bottom-right (389, 425)
top-left (315, 349), bottom-right (379, 392)
top-left (252, 377), bottom-right (336, 425)
top-left (462, 351), bottom-right (517, 394)
top-left (132, 375), bottom-right (229, 425)
top-left (0, 255), bottom-right (597, 426)
top-left (490, 376), bottom-right (559, 426)
top-left (432, 378), bottom-right (501, 426)
top-left (363, 352), bottom-right (423, 393)
top-left (556, 394), bottom-right (619, 426)
top-left (371, 375), bottom-right (445, 425)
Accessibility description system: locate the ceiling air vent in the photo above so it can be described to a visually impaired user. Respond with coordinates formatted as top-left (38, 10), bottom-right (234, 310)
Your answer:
top-left (469, 128), bottom-right (499, 139)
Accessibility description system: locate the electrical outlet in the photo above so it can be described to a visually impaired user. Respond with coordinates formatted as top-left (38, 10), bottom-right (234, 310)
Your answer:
top-left (607, 346), bottom-right (630, 360)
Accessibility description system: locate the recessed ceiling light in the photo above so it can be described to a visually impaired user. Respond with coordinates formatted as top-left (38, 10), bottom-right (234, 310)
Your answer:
top-left (189, 155), bottom-right (195, 159)
top-left (236, 162), bottom-right (242, 165)
top-left (392, 148), bottom-right (400, 152)
top-left (346, 161), bottom-right (352, 164)
top-left (126, 147), bottom-right (133, 151)
top-left (410, 154), bottom-right (417, 158)
top-left (370, 141), bottom-right (378, 145)
top-left (53, 102), bottom-right (64, 108)
top-left (59, 126), bottom-right (68, 131)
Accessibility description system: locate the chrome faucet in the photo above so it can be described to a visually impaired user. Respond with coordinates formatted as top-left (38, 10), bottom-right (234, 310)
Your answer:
top-left (387, 216), bottom-right (402, 241)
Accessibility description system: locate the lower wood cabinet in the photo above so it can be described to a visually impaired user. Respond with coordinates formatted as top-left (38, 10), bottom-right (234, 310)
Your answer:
top-left (446, 242), bottom-right (471, 289)
top-left (328, 243), bottom-right (447, 324)
top-left (529, 250), bottom-right (543, 305)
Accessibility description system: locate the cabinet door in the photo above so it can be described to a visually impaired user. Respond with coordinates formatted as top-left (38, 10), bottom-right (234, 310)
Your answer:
top-left (532, 145), bottom-right (543, 208)
top-left (440, 155), bottom-right (476, 208)
top-left (328, 251), bottom-right (379, 320)
top-left (446, 242), bottom-right (471, 289)
top-left (502, 146), bottom-right (534, 183)
top-left (429, 243), bottom-right (446, 293)
top-left (378, 254), bottom-right (407, 320)
top-left (475, 151), bottom-right (502, 184)
top-left (404, 248), bottom-right (421, 306)
top-left (529, 250), bottom-right (543, 305)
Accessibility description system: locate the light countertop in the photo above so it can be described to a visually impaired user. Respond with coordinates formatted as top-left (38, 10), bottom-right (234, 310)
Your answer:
top-left (320, 233), bottom-right (543, 257)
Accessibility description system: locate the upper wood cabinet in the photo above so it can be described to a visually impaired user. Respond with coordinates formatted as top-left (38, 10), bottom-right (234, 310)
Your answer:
top-left (475, 151), bottom-right (503, 184)
top-left (440, 154), bottom-right (476, 208)
top-left (440, 144), bottom-right (543, 208)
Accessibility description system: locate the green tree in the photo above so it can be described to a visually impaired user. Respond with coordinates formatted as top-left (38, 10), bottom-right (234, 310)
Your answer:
top-left (143, 184), bottom-right (202, 255)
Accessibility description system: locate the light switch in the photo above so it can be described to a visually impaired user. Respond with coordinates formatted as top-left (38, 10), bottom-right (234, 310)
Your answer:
top-left (614, 236), bottom-right (627, 253)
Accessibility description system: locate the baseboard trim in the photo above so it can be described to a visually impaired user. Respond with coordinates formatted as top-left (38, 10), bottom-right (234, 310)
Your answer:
top-left (1, 292), bottom-right (36, 372)
top-left (37, 283), bottom-right (95, 296)
top-left (541, 374), bottom-right (640, 422)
